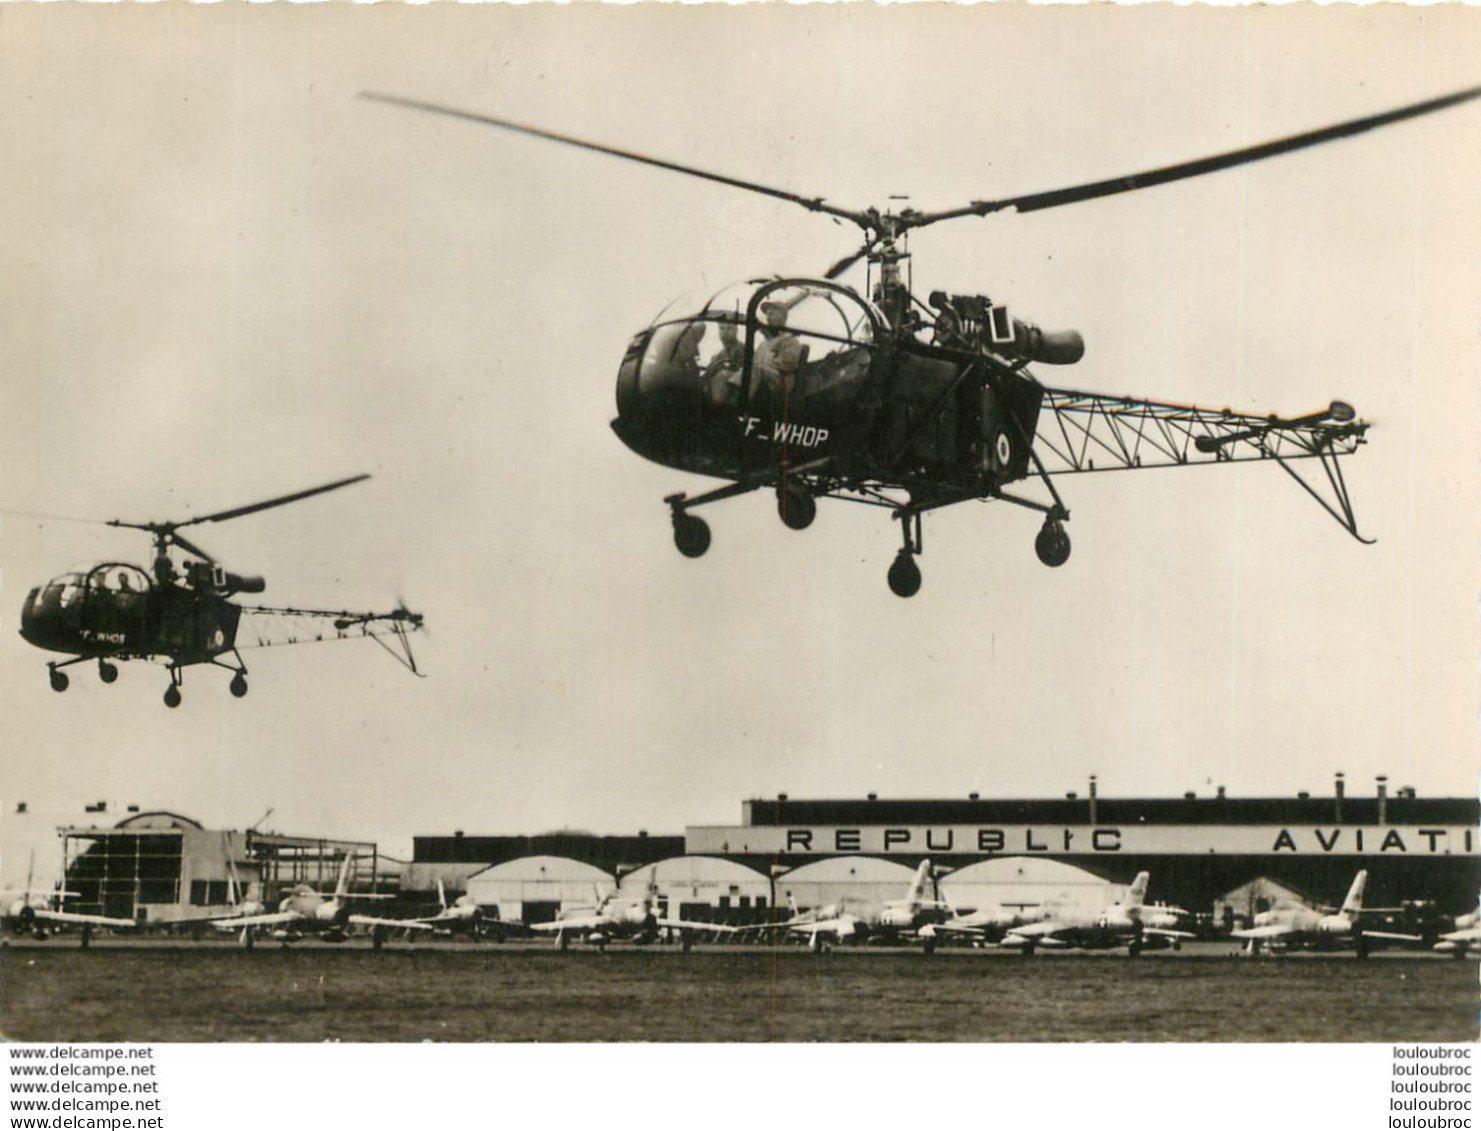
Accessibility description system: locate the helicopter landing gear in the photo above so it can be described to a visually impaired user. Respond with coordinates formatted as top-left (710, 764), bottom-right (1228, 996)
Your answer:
top-left (888, 509), bottom-right (924, 598)
top-left (163, 666), bottom-right (183, 709)
top-left (1035, 518), bottom-right (1071, 568)
top-left (230, 674), bottom-right (249, 699)
top-left (776, 484), bottom-right (816, 531)
top-left (888, 553), bottom-right (922, 598)
top-left (671, 511), bottom-right (711, 559)
top-left (98, 660), bottom-right (119, 684)
top-left (48, 665), bottom-right (70, 693)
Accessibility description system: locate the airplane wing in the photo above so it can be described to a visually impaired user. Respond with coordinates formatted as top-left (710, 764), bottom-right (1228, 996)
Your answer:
top-left (1143, 927), bottom-right (1196, 941)
top-left (1361, 929), bottom-right (1422, 943)
top-left (922, 920), bottom-right (988, 937)
top-left (347, 914), bottom-right (434, 932)
top-left (529, 916), bottom-right (607, 933)
top-left (787, 917), bottom-right (859, 941)
top-left (216, 910), bottom-right (305, 930)
top-left (31, 909), bottom-right (138, 930)
top-left (1230, 924), bottom-right (1297, 941)
top-left (655, 918), bottom-right (737, 934)
top-left (1003, 920), bottom-right (1067, 941)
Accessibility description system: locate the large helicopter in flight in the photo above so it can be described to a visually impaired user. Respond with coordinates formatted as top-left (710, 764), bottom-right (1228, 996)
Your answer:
top-left (18, 475), bottom-right (423, 706)
top-left (364, 85), bottom-right (1480, 596)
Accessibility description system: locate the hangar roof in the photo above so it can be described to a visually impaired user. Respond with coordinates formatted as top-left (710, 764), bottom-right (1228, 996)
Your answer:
top-left (618, 856), bottom-right (769, 890)
top-left (467, 854), bottom-right (614, 884)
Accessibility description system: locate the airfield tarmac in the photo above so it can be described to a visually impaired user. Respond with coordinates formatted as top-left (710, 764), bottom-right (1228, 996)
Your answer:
top-left (1, 941), bottom-right (1475, 1042)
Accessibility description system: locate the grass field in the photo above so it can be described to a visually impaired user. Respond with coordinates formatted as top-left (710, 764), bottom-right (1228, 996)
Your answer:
top-left (2, 942), bottom-right (1475, 1042)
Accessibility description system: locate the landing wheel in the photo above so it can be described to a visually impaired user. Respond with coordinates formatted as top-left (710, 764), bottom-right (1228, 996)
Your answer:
top-left (1127, 939), bottom-right (1143, 958)
top-left (672, 513), bottom-right (711, 559)
top-left (239, 930), bottom-right (255, 951)
top-left (372, 926), bottom-right (385, 952)
top-left (923, 938), bottom-right (936, 956)
top-left (98, 661), bottom-right (118, 684)
top-left (230, 674), bottom-right (248, 699)
top-left (49, 668), bottom-right (69, 693)
top-left (887, 552), bottom-right (922, 598)
top-left (1035, 520), bottom-right (1071, 568)
top-left (163, 685), bottom-right (182, 709)
top-left (777, 486), bottom-right (816, 531)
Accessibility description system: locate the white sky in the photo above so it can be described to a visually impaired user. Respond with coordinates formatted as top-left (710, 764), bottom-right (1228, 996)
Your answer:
top-left (2, 4), bottom-right (1478, 878)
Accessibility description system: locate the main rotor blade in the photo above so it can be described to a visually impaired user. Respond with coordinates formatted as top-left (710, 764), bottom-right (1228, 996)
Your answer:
top-left (178, 474), bottom-right (371, 528)
top-left (360, 91), bottom-right (872, 230)
top-left (825, 238), bottom-right (880, 280)
top-left (914, 83), bottom-right (1481, 227)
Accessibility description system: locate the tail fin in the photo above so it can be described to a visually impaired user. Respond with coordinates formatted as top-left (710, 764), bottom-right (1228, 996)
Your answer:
top-left (437, 878), bottom-right (448, 911)
top-left (1340, 870), bottom-right (1367, 915)
top-left (905, 860), bottom-right (933, 907)
top-left (1124, 872), bottom-right (1150, 908)
top-left (227, 859), bottom-right (243, 907)
top-left (334, 853), bottom-right (355, 900)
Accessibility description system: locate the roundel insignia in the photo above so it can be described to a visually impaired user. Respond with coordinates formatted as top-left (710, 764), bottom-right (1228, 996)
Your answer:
top-left (994, 431), bottom-right (1014, 468)
top-left (212, 629), bottom-right (225, 649)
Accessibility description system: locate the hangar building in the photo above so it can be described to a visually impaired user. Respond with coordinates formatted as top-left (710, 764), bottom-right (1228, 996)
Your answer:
top-left (54, 810), bottom-right (386, 924)
top-left (685, 775), bottom-right (1479, 916)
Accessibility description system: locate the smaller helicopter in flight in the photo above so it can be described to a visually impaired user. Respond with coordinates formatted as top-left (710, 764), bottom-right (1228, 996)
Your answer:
top-left (18, 475), bottom-right (423, 707)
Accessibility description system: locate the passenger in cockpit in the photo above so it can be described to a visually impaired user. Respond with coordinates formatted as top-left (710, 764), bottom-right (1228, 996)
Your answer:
top-left (754, 298), bottom-right (806, 397)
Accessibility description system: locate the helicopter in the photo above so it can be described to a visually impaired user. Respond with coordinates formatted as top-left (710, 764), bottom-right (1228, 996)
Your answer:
top-left (18, 474), bottom-right (424, 706)
top-left (363, 85), bottom-right (1481, 596)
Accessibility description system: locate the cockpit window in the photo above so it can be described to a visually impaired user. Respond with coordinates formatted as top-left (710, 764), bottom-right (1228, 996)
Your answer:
top-left (56, 574), bottom-right (85, 609)
top-left (89, 565), bottom-right (150, 594)
top-left (633, 280), bottom-right (881, 416)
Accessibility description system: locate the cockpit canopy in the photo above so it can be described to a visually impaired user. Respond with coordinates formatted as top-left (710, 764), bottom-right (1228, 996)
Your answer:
top-left (616, 278), bottom-right (883, 424)
top-left (41, 564), bottom-right (153, 608)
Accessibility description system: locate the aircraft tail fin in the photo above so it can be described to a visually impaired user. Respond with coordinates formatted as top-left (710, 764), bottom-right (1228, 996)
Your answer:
top-left (1340, 870), bottom-right (1368, 916)
top-left (1125, 872), bottom-right (1150, 908)
top-left (437, 877), bottom-right (448, 911)
top-left (334, 853), bottom-right (355, 900)
top-left (905, 860), bottom-right (933, 907)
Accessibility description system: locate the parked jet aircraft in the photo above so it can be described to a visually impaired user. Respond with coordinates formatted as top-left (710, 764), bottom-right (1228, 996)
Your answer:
top-left (999, 872), bottom-right (1192, 956)
top-left (1431, 898), bottom-right (1480, 959)
top-left (214, 855), bottom-right (431, 950)
top-left (3, 853), bottom-right (138, 946)
top-left (531, 880), bottom-right (734, 952)
top-left (916, 898), bottom-right (1046, 950)
top-left (410, 879), bottom-right (495, 938)
top-left (775, 860), bottom-right (951, 951)
top-left (1231, 870), bottom-right (1418, 958)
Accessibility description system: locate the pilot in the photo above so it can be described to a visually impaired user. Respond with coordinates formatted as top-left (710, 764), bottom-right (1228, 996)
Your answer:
top-left (703, 316), bottom-right (745, 406)
top-left (753, 296), bottom-right (806, 397)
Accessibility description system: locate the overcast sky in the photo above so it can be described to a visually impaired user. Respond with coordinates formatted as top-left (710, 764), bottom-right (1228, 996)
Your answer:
top-left (3, 4), bottom-right (1478, 878)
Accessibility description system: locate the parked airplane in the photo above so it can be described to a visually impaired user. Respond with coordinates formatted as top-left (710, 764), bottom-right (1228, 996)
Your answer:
top-left (775, 860), bottom-right (951, 952)
top-left (1432, 897), bottom-right (1480, 959)
top-left (2, 853), bottom-right (137, 946)
top-left (999, 872), bottom-right (1193, 956)
top-left (1231, 870), bottom-right (1418, 958)
top-left (916, 898), bottom-right (1046, 951)
top-left (410, 879), bottom-right (496, 939)
top-left (216, 855), bottom-right (432, 950)
top-left (531, 880), bottom-right (735, 952)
